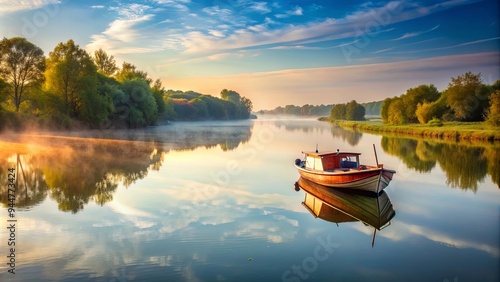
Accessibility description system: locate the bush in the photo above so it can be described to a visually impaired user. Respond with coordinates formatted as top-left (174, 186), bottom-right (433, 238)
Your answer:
top-left (427, 118), bottom-right (443, 127)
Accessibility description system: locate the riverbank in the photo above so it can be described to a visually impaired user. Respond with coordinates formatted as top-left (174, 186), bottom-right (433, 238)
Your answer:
top-left (319, 117), bottom-right (500, 141)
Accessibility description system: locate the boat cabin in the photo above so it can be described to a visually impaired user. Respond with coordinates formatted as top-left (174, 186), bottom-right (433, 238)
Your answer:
top-left (303, 151), bottom-right (361, 171)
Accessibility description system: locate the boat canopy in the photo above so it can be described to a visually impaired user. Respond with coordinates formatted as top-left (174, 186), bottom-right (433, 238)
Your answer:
top-left (302, 151), bottom-right (361, 171)
top-left (302, 151), bottom-right (361, 157)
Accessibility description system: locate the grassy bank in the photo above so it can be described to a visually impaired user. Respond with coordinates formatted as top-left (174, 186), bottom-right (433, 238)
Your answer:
top-left (319, 117), bottom-right (500, 141)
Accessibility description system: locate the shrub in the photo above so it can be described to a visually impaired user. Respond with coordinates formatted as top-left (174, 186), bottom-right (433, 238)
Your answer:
top-left (427, 118), bottom-right (443, 127)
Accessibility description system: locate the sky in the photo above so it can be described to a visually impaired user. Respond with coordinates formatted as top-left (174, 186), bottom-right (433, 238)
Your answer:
top-left (0, 0), bottom-right (499, 110)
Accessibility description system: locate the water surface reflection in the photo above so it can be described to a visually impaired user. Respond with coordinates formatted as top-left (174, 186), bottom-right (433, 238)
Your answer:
top-left (0, 120), bottom-right (254, 213)
top-left (0, 137), bottom-right (165, 213)
top-left (0, 118), bottom-right (497, 282)
top-left (381, 136), bottom-right (500, 190)
top-left (296, 177), bottom-right (395, 247)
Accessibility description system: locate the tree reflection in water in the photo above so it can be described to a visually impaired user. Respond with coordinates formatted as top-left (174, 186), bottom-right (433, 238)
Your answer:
top-left (381, 136), bottom-right (499, 191)
top-left (0, 154), bottom-right (48, 210)
top-left (0, 123), bottom-right (253, 213)
top-left (330, 126), bottom-right (362, 146)
top-left (276, 121), bottom-right (363, 146)
top-left (0, 137), bottom-right (166, 213)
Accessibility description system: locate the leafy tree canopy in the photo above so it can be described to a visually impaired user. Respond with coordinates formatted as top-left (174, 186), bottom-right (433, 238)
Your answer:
top-left (0, 37), bottom-right (45, 112)
top-left (444, 72), bottom-right (489, 121)
top-left (93, 48), bottom-right (118, 76)
top-left (45, 39), bottom-right (99, 120)
top-left (115, 62), bottom-right (152, 84)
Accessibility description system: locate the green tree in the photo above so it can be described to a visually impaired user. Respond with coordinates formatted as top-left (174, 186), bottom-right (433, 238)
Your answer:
top-left (93, 48), bottom-right (118, 76)
top-left (220, 89), bottom-right (241, 104)
top-left (345, 100), bottom-right (365, 121)
top-left (163, 97), bottom-right (177, 120)
top-left (44, 40), bottom-right (100, 121)
top-left (402, 84), bottom-right (440, 123)
top-left (415, 96), bottom-right (448, 124)
top-left (191, 97), bottom-right (209, 119)
top-left (485, 90), bottom-right (500, 127)
top-left (89, 73), bottom-right (119, 127)
top-left (416, 102), bottom-right (433, 124)
top-left (444, 72), bottom-right (489, 121)
top-left (284, 105), bottom-right (300, 115)
top-left (166, 89), bottom-right (252, 121)
top-left (387, 98), bottom-right (406, 124)
top-left (301, 104), bottom-right (312, 115)
top-left (240, 96), bottom-right (253, 116)
top-left (220, 89), bottom-right (252, 118)
top-left (120, 79), bottom-right (158, 127)
top-left (381, 97), bottom-right (394, 123)
top-left (488, 80), bottom-right (500, 93)
top-left (330, 104), bottom-right (346, 120)
top-left (0, 78), bottom-right (8, 104)
top-left (151, 79), bottom-right (166, 113)
top-left (0, 37), bottom-right (45, 112)
top-left (172, 98), bottom-right (197, 120)
top-left (115, 62), bottom-right (151, 84)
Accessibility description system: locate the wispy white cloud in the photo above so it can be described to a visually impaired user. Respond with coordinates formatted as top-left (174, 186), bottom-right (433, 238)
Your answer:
top-left (268, 45), bottom-right (321, 50)
top-left (308, 4), bottom-right (322, 11)
top-left (393, 37), bottom-right (500, 54)
top-left (275, 5), bottom-right (303, 18)
top-left (202, 5), bottom-right (232, 16)
top-left (453, 36), bottom-right (500, 47)
top-left (372, 38), bottom-right (438, 54)
top-left (208, 29), bottom-right (225, 37)
top-left (392, 24), bottom-right (440, 40)
top-left (0, 0), bottom-right (60, 14)
top-left (110, 3), bottom-right (151, 20)
top-left (86, 3), bottom-right (163, 54)
top-left (91, 5), bottom-right (105, 9)
top-left (88, 0), bottom-right (488, 59)
top-left (372, 47), bottom-right (395, 54)
top-left (178, 1), bottom-right (473, 55)
top-left (151, 0), bottom-right (191, 11)
top-left (247, 1), bottom-right (271, 14)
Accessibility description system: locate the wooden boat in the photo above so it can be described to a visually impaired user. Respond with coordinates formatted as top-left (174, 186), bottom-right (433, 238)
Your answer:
top-left (296, 177), bottom-right (396, 247)
top-left (294, 146), bottom-right (396, 194)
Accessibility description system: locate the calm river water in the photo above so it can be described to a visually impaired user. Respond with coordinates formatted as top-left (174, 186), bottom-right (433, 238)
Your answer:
top-left (0, 116), bottom-right (498, 282)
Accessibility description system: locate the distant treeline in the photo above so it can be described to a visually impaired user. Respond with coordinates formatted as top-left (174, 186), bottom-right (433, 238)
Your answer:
top-left (258, 101), bottom-right (382, 116)
top-left (166, 89), bottom-right (253, 121)
top-left (381, 72), bottom-right (499, 126)
top-left (0, 37), bottom-right (253, 131)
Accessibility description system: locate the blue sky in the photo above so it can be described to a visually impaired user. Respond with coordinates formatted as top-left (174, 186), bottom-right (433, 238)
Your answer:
top-left (0, 0), bottom-right (499, 109)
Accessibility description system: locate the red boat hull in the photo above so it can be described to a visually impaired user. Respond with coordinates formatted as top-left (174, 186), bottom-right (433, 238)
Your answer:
top-left (295, 165), bottom-right (395, 194)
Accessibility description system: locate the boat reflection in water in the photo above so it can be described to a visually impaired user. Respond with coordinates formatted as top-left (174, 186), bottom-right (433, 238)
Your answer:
top-left (295, 177), bottom-right (396, 247)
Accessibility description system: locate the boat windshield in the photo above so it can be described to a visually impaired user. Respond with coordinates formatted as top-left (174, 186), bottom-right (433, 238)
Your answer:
top-left (341, 155), bottom-right (359, 168)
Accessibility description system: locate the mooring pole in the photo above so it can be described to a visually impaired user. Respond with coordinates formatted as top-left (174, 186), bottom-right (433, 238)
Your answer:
top-left (373, 144), bottom-right (379, 167)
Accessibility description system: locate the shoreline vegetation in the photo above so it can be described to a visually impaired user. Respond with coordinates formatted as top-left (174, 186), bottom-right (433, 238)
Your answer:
top-left (320, 117), bottom-right (500, 141)
top-left (259, 73), bottom-right (498, 141)
top-left (318, 72), bottom-right (499, 142)
top-left (0, 37), bottom-right (253, 133)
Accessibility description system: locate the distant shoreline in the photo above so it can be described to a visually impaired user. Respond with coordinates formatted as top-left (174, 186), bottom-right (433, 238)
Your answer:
top-left (319, 117), bottom-right (500, 142)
